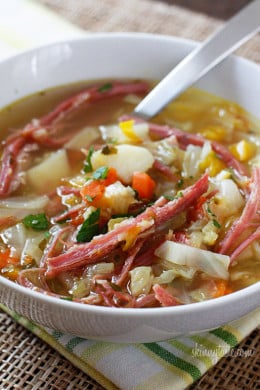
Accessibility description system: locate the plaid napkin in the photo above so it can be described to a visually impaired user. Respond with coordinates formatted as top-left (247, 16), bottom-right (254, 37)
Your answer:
top-left (0, 1), bottom-right (259, 389)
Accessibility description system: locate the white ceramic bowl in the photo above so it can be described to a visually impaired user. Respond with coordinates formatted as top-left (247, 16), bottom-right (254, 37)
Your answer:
top-left (0, 33), bottom-right (259, 343)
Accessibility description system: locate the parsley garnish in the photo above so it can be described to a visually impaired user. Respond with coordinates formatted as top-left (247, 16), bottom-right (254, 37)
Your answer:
top-left (213, 219), bottom-right (221, 229)
top-left (85, 195), bottom-right (94, 202)
top-left (110, 282), bottom-right (122, 291)
top-left (92, 166), bottom-right (109, 180)
top-left (164, 192), bottom-right (183, 201)
top-left (76, 208), bottom-right (100, 243)
top-left (101, 145), bottom-right (117, 155)
top-left (207, 205), bottom-right (216, 217)
top-left (44, 231), bottom-right (51, 239)
top-left (207, 205), bottom-right (221, 228)
top-left (23, 213), bottom-right (49, 230)
top-left (163, 194), bottom-right (175, 201)
top-left (83, 146), bottom-right (94, 173)
top-left (61, 296), bottom-right (73, 301)
top-left (177, 179), bottom-right (184, 188)
top-left (98, 83), bottom-right (113, 93)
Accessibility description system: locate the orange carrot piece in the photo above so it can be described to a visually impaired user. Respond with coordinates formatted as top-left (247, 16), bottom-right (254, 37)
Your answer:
top-left (102, 167), bottom-right (118, 186)
top-left (224, 286), bottom-right (233, 295)
top-left (80, 181), bottom-right (105, 207)
top-left (0, 249), bottom-right (12, 268)
top-left (80, 168), bottom-right (118, 207)
top-left (132, 172), bottom-right (156, 200)
top-left (0, 249), bottom-right (19, 269)
top-left (214, 279), bottom-right (232, 298)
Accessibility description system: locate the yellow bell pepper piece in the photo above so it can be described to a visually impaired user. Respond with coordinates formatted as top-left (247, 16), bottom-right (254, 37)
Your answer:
top-left (229, 140), bottom-right (257, 162)
top-left (199, 151), bottom-right (226, 177)
top-left (119, 120), bottom-right (142, 142)
top-left (199, 125), bottom-right (226, 142)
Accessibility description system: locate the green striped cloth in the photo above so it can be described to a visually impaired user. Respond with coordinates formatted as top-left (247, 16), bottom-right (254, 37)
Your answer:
top-left (0, 1), bottom-right (259, 389)
top-left (1, 303), bottom-right (259, 390)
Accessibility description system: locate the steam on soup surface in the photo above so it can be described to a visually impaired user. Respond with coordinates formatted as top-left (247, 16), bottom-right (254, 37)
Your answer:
top-left (0, 80), bottom-right (259, 308)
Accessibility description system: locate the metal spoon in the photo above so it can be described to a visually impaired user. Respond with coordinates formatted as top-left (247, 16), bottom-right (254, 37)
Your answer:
top-left (134, 0), bottom-right (260, 120)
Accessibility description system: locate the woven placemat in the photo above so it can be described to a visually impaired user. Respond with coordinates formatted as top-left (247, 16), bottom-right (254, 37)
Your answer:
top-left (0, 0), bottom-right (259, 389)
top-left (0, 310), bottom-right (259, 390)
top-left (40, 0), bottom-right (260, 63)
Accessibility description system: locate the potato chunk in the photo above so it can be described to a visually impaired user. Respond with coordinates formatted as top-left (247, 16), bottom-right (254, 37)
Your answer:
top-left (27, 149), bottom-right (72, 193)
top-left (91, 144), bottom-right (154, 183)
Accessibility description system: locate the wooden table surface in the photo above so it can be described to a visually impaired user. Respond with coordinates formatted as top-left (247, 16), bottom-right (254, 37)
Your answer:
top-left (159, 0), bottom-right (252, 19)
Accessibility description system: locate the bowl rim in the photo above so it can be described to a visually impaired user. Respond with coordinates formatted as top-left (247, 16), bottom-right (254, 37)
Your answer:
top-left (1, 31), bottom-right (259, 72)
top-left (1, 274), bottom-right (260, 317)
top-left (0, 32), bottom-right (259, 317)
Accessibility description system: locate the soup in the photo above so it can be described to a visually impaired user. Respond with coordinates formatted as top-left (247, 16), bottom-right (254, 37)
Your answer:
top-left (0, 80), bottom-right (259, 308)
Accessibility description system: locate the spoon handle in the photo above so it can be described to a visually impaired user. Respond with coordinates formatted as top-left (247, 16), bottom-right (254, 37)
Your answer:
top-left (134, 0), bottom-right (260, 119)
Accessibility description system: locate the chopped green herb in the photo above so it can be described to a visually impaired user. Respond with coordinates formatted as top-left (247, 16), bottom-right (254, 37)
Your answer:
top-left (44, 231), bottom-right (51, 239)
top-left (76, 208), bottom-right (100, 243)
top-left (207, 205), bottom-right (216, 217)
top-left (110, 282), bottom-right (122, 291)
top-left (177, 179), bottom-right (184, 188)
top-left (23, 213), bottom-right (49, 230)
top-left (83, 146), bottom-right (94, 173)
top-left (164, 191), bottom-right (183, 201)
top-left (61, 296), bottom-right (73, 301)
top-left (213, 219), bottom-right (221, 229)
top-left (101, 145), bottom-right (117, 155)
top-left (92, 166), bottom-right (109, 180)
top-left (98, 83), bottom-right (113, 93)
top-left (85, 195), bottom-right (94, 202)
top-left (163, 195), bottom-right (174, 201)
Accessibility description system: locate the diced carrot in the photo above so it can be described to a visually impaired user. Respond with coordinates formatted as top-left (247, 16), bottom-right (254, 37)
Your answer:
top-left (80, 168), bottom-right (118, 209)
top-left (224, 286), bottom-right (233, 295)
top-left (102, 167), bottom-right (118, 186)
top-left (132, 172), bottom-right (156, 200)
top-left (213, 279), bottom-right (232, 298)
top-left (80, 181), bottom-right (105, 207)
top-left (69, 214), bottom-right (85, 227)
top-left (0, 249), bottom-right (19, 274)
top-left (0, 249), bottom-right (13, 268)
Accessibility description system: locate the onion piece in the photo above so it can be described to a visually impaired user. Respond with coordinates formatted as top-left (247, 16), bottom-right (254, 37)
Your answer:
top-left (0, 195), bottom-right (49, 220)
top-left (130, 266), bottom-right (153, 296)
top-left (212, 178), bottom-right (244, 218)
top-left (0, 222), bottom-right (47, 261)
top-left (27, 149), bottom-right (72, 193)
top-left (155, 241), bottom-right (230, 280)
top-left (183, 141), bottom-right (211, 178)
top-left (21, 232), bottom-right (47, 265)
top-left (91, 144), bottom-right (154, 183)
top-left (0, 223), bottom-right (27, 257)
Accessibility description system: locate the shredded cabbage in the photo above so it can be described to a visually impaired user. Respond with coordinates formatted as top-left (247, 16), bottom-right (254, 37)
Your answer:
top-left (155, 241), bottom-right (230, 280)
